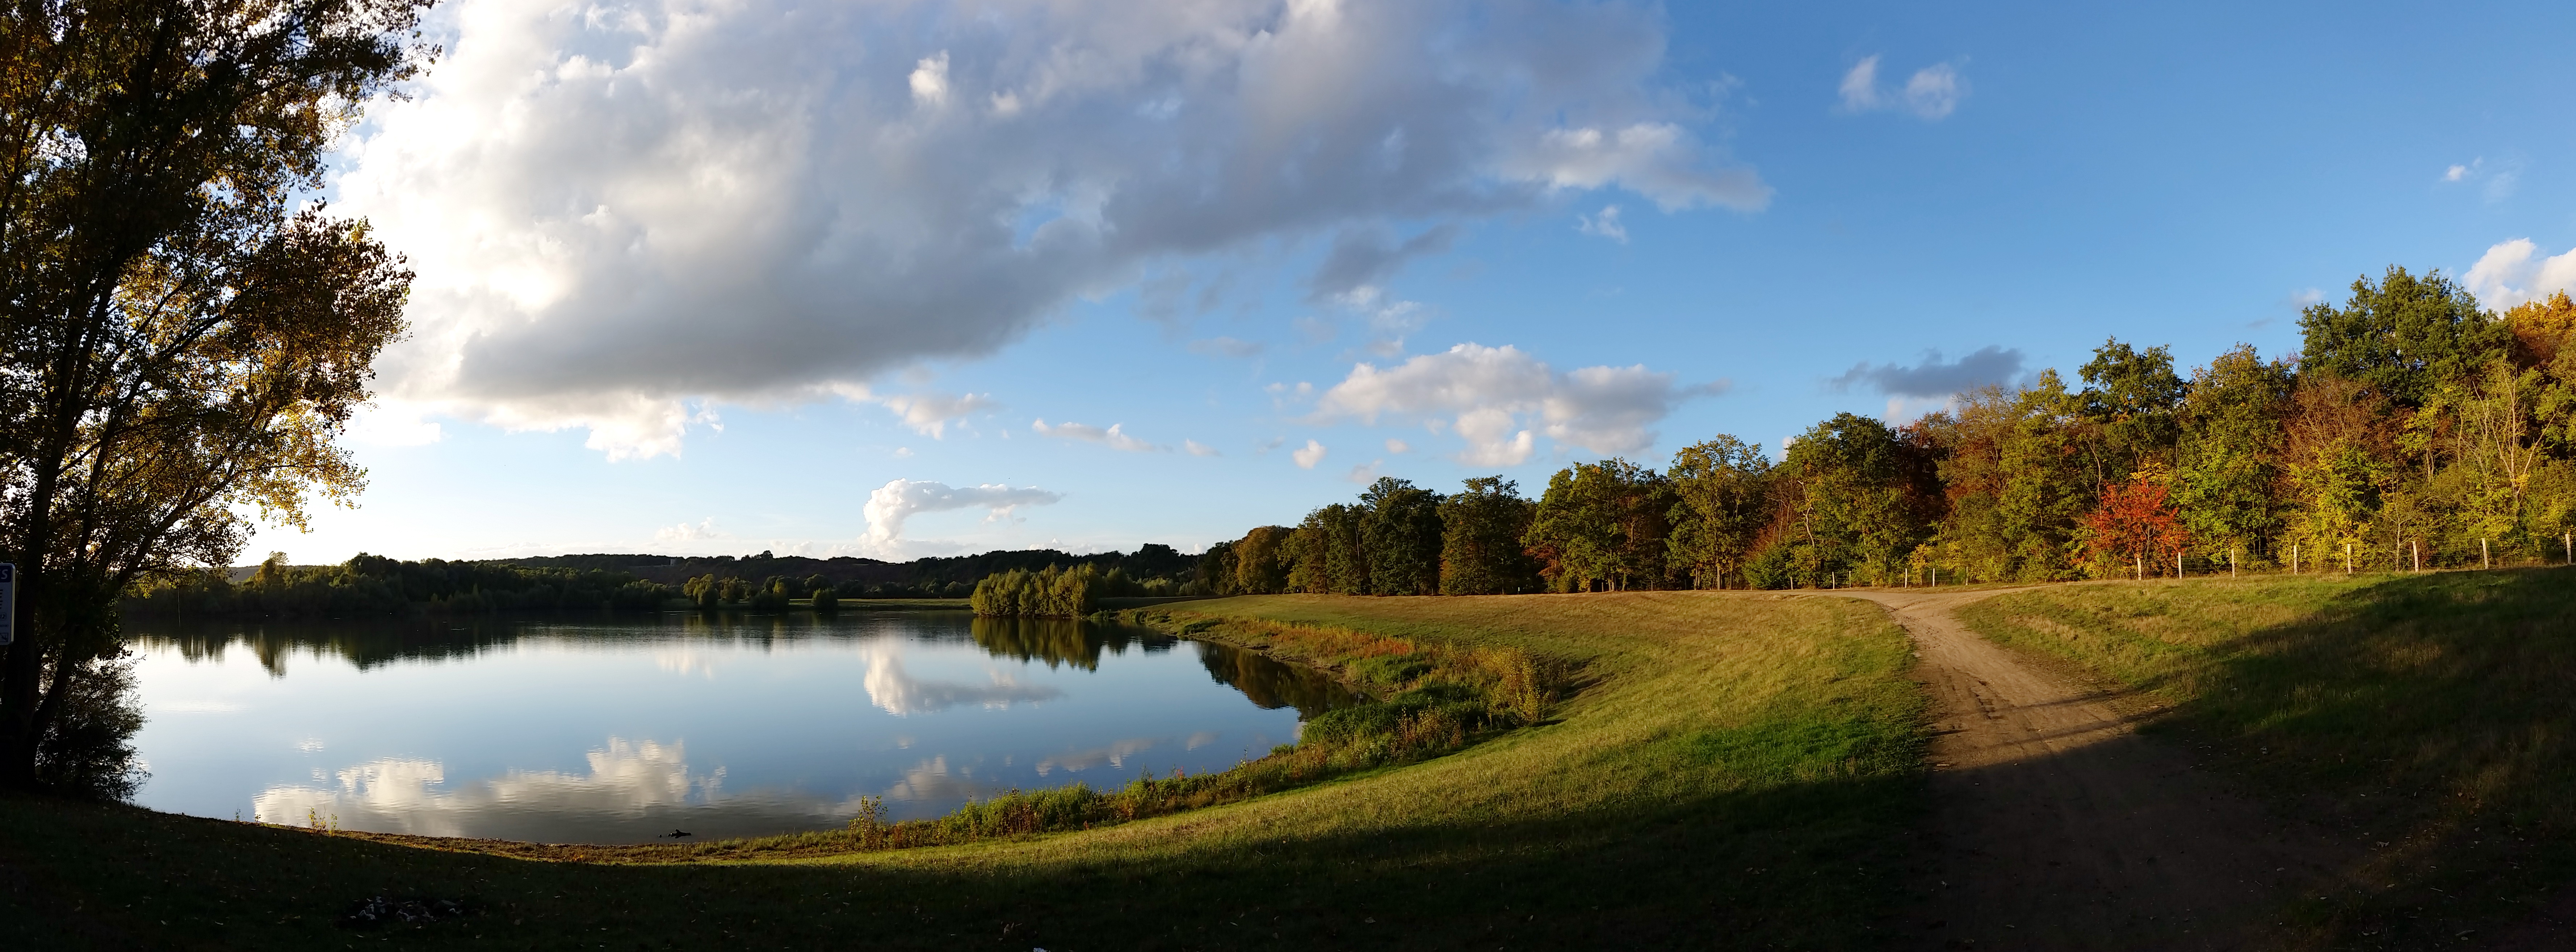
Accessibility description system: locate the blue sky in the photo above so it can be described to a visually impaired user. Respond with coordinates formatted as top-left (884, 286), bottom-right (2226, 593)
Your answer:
top-left (251, 0), bottom-right (2576, 565)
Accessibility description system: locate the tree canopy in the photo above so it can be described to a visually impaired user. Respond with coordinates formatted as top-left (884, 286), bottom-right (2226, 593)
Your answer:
top-left (0, 0), bottom-right (432, 790)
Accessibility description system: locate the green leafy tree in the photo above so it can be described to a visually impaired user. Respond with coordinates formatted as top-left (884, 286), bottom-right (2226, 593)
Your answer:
top-left (1766, 413), bottom-right (1926, 586)
top-left (2299, 266), bottom-right (2508, 408)
top-left (1193, 540), bottom-right (1238, 595)
top-left (1524, 459), bottom-right (1674, 592)
top-left (2078, 337), bottom-right (2187, 491)
top-left (2173, 345), bottom-right (2295, 564)
top-left (1360, 478), bottom-right (1444, 596)
top-left (1664, 436), bottom-right (1772, 589)
top-left (0, 0), bottom-right (432, 789)
top-left (1436, 477), bottom-right (1539, 594)
top-left (1285, 503), bottom-right (1369, 594)
top-left (1926, 374), bottom-right (2092, 582)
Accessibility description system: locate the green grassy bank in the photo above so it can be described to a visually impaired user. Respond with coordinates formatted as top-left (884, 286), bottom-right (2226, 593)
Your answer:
top-left (1959, 568), bottom-right (2576, 948)
top-left (0, 592), bottom-right (1924, 949)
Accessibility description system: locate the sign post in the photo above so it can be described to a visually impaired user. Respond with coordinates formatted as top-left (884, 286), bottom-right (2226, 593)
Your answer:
top-left (0, 563), bottom-right (13, 647)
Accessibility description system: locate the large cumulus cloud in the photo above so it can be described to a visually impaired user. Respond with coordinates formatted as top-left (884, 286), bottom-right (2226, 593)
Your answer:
top-left (338, 0), bottom-right (1769, 456)
top-left (1310, 343), bottom-right (1717, 466)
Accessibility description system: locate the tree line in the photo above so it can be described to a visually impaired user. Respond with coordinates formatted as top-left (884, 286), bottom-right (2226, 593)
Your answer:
top-left (127, 554), bottom-right (677, 618)
top-left (1196, 270), bottom-right (2576, 594)
top-left (509, 544), bottom-right (1201, 592)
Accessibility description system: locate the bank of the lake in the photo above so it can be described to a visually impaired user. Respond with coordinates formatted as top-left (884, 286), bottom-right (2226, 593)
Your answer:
top-left (0, 592), bottom-right (1925, 949)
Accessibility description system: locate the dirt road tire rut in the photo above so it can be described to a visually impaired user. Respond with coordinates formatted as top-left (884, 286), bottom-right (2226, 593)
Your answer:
top-left (1834, 589), bottom-right (2354, 951)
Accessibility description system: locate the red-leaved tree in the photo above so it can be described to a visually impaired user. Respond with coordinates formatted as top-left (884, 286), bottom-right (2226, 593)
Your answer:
top-left (2082, 479), bottom-right (2191, 579)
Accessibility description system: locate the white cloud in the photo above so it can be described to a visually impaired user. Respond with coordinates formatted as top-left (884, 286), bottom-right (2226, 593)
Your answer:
top-left (1033, 418), bottom-right (1162, 452)
top-left (2465, 238), bottom-right (2576, 310)
top-left (654, 518), bottom-right (724, 542)
top-left (861, 479), bottom-right (1062, 556)
top-left (908, 51), bottom-right (951, 107)
top-left (343, 402), bottom-right (445, 446)
top-left (1838, 55), bottom-right (1967, 121)
top-left (1184, 439), bottom-right (1222, 457)
top-left (1292, 439), bottom-right (1327, 469)
top-left (1509, 123), bottom-right (1769, 212)
top-left (1385, 438), bottom-right (1411, 453)
top-left (1577, 204), bottom-right (1627, 243)
top-left (339, 0), bottom-right (1768, 458)
top-left (1344, 460), bottom-right (1385, 484)
top-left (2439, 156), bottom-right (2524, 203)
top-left (1838, 57), bottom-right (1883, 112)
top-left (877, 392), bottom-right (996, 438)
top-left (1903, 64), bottom-right (1965, 120)
top-left (1310, 343), bottom-right (1712, 465)
top-left (893, 446), bottom-right (914, 458)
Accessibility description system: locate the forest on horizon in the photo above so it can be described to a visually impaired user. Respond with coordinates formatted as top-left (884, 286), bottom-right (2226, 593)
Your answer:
top-left (1196, 267), bottom-right (2576, 594)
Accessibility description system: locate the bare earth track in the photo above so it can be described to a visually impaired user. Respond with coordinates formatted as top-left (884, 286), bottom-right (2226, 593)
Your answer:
top-left (1833, 587), bottom-right (2357, 951)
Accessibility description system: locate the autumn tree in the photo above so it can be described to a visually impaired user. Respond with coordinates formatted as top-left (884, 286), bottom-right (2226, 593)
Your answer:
top-left (0, 0), bottom-right (431, 790)
top-left (1923, 374), bottom-right (2092, 582)
top-left (1229, 526), bottom-right (1293, 595)
top-left (2281, 376), bottom-right (2395, 568)
top-left (2081, 468), bottom-right (2191, 578)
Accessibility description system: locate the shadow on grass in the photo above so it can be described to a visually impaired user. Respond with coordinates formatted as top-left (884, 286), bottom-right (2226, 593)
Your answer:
top-left (1981, 567), bottom-right (2576, 949)
top-left (0, 768), bottom-right (1923, 951)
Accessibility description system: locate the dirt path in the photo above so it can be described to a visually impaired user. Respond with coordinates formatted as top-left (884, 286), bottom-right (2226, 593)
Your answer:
top-left (1832, 588), bottom-right (2355, 951)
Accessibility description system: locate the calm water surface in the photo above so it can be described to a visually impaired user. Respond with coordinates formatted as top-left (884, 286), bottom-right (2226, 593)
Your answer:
top-left (126, 611), bottom-right (1352, 844)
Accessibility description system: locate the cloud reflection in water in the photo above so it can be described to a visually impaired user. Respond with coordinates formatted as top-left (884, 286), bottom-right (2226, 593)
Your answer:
top-left (861, 649), bottom-right (1062, 715)
top-left (252, 738), bottom-right (751, 841)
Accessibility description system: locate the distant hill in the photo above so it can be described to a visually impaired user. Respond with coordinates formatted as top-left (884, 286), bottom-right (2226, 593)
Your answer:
top-left (498, 544), bottom-right (1197, 589)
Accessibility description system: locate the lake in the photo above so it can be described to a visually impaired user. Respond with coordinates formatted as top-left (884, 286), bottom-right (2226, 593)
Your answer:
top-left (124, 610), bottom-right (1353, 844)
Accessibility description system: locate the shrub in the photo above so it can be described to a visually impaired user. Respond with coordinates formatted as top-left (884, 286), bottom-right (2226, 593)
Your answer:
top-left (969, 565), bottom-right (1100, 617)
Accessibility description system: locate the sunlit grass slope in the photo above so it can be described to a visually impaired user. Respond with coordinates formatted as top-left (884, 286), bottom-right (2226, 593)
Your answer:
top-left (1959, 568), bottom-right (2576, 947)
top-left (0, 592), bottom-right (1923, 950)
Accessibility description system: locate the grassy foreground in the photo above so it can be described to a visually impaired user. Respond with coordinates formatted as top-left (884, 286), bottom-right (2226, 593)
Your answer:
top-left (1, 592), bottom-right (1924, 949)
top-left (1959, 568), bottom-right (2576, 947)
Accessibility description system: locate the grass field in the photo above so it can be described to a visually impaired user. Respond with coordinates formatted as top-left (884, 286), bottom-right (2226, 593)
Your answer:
top-left (1959, 567), bottom-right (2576, 946)
top-left (0, 591), bottom-right (1926, 949)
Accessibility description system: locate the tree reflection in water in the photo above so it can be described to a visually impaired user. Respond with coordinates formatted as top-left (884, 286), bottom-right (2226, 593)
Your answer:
top-left (965, 617), bottom-right (1161, 670)
top-left (1192, 640), bottom-right (1359, 718)
top-left (966, 617), bottom-right (1356, 719)
top-left (139, 613), bottom-right (1359, 719)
